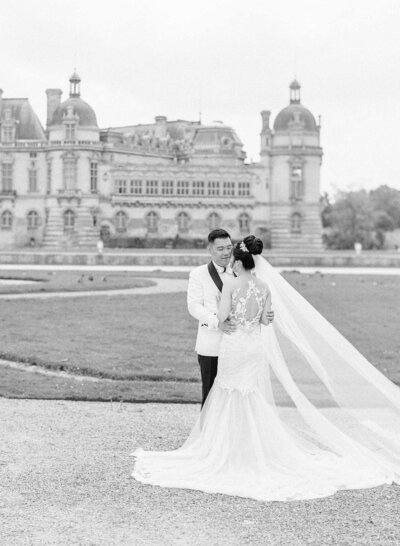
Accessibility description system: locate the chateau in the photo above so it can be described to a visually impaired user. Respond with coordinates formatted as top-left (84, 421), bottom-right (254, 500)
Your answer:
top-left (0, 73), bottom-right (323, 249)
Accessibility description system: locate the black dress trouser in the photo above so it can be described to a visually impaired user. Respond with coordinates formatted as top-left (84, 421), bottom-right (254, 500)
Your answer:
top-left (198, 354), bottom-right (218, 408)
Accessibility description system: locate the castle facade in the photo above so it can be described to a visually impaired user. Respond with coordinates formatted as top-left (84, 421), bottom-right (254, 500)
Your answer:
top-left (0, 74), bottom-right (323, 249)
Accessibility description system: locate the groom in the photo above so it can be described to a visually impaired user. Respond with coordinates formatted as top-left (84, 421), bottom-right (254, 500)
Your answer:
top-left (187, 229), bottom-right (274, 407)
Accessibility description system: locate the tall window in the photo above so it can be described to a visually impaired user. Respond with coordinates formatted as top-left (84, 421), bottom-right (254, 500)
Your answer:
top-left (28, 168), bottom-right (38, 192)
top-left (65, 123), bottom-right (76, 140)
top-left (177, 211), bottom-right (190, 234)
top-left (223, 182), bottom-right (235, 196)
top-left (115, 179), bottom-right (127, 194)
top-left (63, 209), bottom-right (75, 230)
top-left (238, 182), bottom-right (250, 196)
top-left (63, 158), bottom-right (76, 189)
top-left (0, 210), bottom-right (12, 230)
top-left (90, 162), bottom-right (98, 192)
top-left (27, 210), bottom-right (40, 230)
top-left (291, 212), bottom-right (302, 233)
top-left (177, 180), bottom-right (189, 195)
top-left (47, 161), bottom-right (52, 194)
top-left (2, 126), bottom-right (14, 142)
top-left (146, 180), bottom-right (158, 195)
top-left (115, 211), bottom-right (128, 233)
top-left (130, 179), bottom-right (143, 194)
top-left (161, 180), bottom-right (174, 195)
top-left (146, 211), bottom-right (158, 233)
top-left (291, 166), bottom-right (304, 201)
top-left (1, 163), bottom-right (13, 191)
top-left (238, 212), bottom-right (250, 234)
top-left (208, 212), bottom-right (221, 231)
top-left (208, 181), bottom-right (220, 196)
top-left (192, 181), bottom-right (204, 196)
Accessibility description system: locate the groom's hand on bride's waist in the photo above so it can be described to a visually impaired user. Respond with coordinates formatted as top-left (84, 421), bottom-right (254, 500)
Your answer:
top-left (218, 320), bottom-right (236, 334)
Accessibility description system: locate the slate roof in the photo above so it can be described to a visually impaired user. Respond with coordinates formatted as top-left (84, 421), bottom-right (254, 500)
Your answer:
top-left (1, 98), bottom-right (46, 140)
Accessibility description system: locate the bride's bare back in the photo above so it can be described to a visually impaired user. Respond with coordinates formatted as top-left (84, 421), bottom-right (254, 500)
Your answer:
top-left (230, 279), bottom-right (269, 329)
top-left (217, 275), bottom-right (271, 328)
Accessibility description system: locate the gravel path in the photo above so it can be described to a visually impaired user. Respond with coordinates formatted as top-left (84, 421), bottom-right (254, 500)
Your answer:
top-left (1, 399), bottom-right (399, 546)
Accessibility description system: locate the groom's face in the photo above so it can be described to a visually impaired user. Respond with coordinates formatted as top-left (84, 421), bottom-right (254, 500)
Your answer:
top-left (209, 237), bottom-right (233, 268)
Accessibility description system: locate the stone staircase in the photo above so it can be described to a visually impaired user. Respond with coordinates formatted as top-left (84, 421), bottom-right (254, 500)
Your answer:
top-left (74, 207), bottom-right (100, 247)
top-left (42, 207), bottom-right (66, 248)
top-left (271, 206), bottom-right (323, 251)
top-left (43, 206), bottom-right (99, 248)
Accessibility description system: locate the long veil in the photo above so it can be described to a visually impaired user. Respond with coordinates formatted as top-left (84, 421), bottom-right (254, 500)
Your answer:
top-left (254, 255), bottom-right (400, 480)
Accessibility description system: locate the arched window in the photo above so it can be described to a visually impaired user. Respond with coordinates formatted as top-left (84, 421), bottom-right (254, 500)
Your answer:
top-left (115, 211), bottom-right (128, 233)
top-left (177, 211), bottom-right (190, 234)
top-left (291, 212), bottom-right (302, 233)
top-left (27, 210), bottom-right (40, 230)
top-left (146, 211), bottom-right (159, 234)
top-left (0, 210), bottom-right (12, 231)
top-left (63, 209), bottom-right (75, 230)
top-left (208, 212), bottom-right (221, 231)
top-left (238, 212), bottom-right (250, 234)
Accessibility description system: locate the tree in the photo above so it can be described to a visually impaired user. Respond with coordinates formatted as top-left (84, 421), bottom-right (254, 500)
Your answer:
top-left (322, 190), bottom-right (375, 249)
top-left (370, 185), bottom-right (400, 229)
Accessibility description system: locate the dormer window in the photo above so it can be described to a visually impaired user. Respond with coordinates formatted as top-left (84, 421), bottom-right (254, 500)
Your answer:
top-left (65, 123), bottom-right (76, 140)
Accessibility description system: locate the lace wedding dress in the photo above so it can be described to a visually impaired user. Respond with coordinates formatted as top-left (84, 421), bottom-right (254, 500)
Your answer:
top-left (132, 259), bottom-right (400, 502)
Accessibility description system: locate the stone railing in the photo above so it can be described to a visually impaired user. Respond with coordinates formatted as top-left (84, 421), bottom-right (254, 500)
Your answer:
top-left (110, 193), bottom-right (254, 208)
top-left (57, 189), bottom-right (82, 201)
top-left (0, 189), bottom-right (17, 198)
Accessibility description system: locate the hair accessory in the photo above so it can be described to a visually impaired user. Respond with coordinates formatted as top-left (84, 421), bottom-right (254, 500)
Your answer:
top-left (239, 241), bottom-right (249, 253)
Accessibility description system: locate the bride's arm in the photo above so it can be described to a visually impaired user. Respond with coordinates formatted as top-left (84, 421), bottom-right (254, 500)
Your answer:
top-left (217, 281), bottom-right (234, 323)
top-left (260, 290), bottom-right (272, 325)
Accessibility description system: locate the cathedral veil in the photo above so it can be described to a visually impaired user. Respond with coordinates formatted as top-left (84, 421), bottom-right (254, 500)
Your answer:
top-left (254, 255), bottom-right (400, 480)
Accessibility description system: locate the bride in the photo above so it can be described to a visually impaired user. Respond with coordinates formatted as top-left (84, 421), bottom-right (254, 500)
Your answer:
top-left (132, 235), bottom-right (400, 502)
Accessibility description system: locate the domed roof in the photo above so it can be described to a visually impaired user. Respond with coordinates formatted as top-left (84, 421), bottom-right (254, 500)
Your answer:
top-left (48, 72), bottom-right (98, 127)
top-left (273, 80), bottom-right (318, 132)
top-left (273, 103), bottom-right (317, 132)
top-left (49, 97), bottom-right (98, 127)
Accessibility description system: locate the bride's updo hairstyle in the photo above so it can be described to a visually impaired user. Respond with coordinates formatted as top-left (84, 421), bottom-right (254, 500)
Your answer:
top-left (233, 235), bottom-right (263, 270)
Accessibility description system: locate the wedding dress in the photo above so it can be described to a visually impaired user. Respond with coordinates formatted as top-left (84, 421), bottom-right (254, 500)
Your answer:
top-left (132, 256), bottom-right (400, 502)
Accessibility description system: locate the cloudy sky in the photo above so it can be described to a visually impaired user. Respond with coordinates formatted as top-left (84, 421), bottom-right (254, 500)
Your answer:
top-left (1, 0), bottom-right (399, 193)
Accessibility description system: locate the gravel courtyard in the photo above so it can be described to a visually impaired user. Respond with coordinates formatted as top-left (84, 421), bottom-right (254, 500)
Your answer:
top-left (1, 399), bottom-right (399, 546)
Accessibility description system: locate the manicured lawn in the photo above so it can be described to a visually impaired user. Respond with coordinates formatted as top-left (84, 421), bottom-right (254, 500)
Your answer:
top-left (0, 272), bottom-right (399, 402)
top-left (0, 270), bottom-right (155, 294)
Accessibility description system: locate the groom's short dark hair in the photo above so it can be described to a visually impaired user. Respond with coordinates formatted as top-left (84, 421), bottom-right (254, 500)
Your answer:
top-left (208, 229), bottom-right (231, 243)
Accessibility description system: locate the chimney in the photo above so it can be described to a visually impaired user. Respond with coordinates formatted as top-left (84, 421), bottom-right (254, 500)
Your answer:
top-left (260, 110), bottom-right (271, 132)
top-left (154, 115), bottom-right (167, 139)
top-left (45, 88), bottom-right (62, 127)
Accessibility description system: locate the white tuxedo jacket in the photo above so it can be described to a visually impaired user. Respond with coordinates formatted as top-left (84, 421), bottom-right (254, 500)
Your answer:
top-left (187, 263), bottom-right (232, 357)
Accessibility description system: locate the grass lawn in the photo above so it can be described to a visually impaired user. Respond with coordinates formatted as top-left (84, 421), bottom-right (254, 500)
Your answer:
top-left (0, 272), bottom-right (399, 402)
top-left (0, 270), bottom-right (155, 294)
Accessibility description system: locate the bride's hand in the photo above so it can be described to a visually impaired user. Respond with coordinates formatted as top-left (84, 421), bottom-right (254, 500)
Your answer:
top-left (266, 310), bottom-right (274, 322)
top-left (218, 320), bottom-right (236, 335)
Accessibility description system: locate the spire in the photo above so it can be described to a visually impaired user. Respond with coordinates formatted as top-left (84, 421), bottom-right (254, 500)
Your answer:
top-left (289, 79), bottom-right (301, 104)
top-left (69, 70), bottom-right (81, 98)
